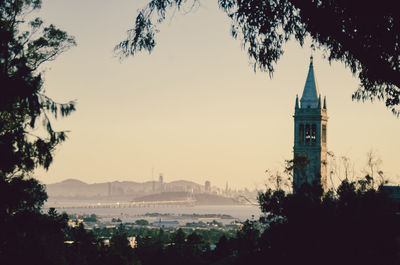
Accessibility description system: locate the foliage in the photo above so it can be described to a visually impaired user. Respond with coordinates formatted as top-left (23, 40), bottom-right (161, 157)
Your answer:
top-left (254, 177), bottom-right (399, 265)
top-left (0, 2), bottom-right (77, 263)
top-left (0, 174), bottom-right (47, 217)
top-left (0, 207), bottom-right (70, 265)
top-left (65, 223), bottom-right (100, 265)
top-left (0, 0), bottom-right (76, 176)
top-left (135, 219), bottom-right (149, 226)
top-left (0, 170), bottom-right (69, 265)
top-left (107, 225), bottom-right (140, 265)
top-left (83, 213), bottom-right (98, 223)
top-left (116, 0), bottom-right (400, 115)
top-left (112, 217), bottom-right (122, 223)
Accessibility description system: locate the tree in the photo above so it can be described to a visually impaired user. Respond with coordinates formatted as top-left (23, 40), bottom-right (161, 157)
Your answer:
top-left (255, 178), bottom-right (399, 265)
top-left (116, 0), bottom-right (400, 115)
top-left (135, 230), bottom-right (164, 265)
top-left (66, 222), bottom-right (100, 265)
top-left (135, 219), bottom-right (149, 226)
top-left (0, 207), bottom-right (71, 265)
top-left (107, 224), bottom-right (140, 265)
top-left (170, 228), bottom-right (186, 249)
top-left (213, 235), bottom-right (231, 260)
top-left (1, 0), bottom-right (76, 176)
top-left (185, 232), bottom-right (208, 259)
top-left (0, 174), bottom-right (47, 217)
top-left (0, 2), bottom-right (76, 263)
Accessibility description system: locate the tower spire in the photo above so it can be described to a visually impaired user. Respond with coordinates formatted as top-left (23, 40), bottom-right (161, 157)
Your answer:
top-left (300, 57), bottom-right (319, 108)
top-left (318, 94), bottom-right (321, 108)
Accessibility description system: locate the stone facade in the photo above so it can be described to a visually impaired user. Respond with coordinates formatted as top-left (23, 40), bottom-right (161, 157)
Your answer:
top-left (293, 58), bottom-right (328, 193)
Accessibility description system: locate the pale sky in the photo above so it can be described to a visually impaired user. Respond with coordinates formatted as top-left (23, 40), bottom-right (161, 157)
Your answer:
top-left (33, 0), bottom-right (400, 189)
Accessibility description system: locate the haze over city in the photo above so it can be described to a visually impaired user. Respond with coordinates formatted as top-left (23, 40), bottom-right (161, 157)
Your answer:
top-left (33, 0), bottom-right (399, 189)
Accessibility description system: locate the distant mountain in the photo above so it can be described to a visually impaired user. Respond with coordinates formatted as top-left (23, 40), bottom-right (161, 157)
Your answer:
top-left (51, 179), bottom-right (88, 187)
top-left (46, 178), bottom-right (203, 199)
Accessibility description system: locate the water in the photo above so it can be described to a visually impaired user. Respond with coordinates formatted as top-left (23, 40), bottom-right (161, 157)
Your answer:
top-left (46, 201), bottom-right (261, 224)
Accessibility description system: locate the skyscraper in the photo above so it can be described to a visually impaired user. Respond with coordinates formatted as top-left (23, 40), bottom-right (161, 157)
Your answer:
top-left (159, 174), bottom-right (164, 192)
top-left (205, 180), bottom-right (211, 193)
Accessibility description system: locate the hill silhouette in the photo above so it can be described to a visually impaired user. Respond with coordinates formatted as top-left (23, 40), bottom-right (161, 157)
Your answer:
top-left (47, 178), bottom-right (205, 200)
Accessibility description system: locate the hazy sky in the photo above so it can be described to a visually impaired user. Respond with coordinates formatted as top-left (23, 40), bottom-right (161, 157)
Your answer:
top-left (34, 0), bottom-right (399, 189)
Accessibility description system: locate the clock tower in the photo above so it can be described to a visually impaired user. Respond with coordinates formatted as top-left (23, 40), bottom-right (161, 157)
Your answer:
top-left (293, 57), bottom-right (328, 193)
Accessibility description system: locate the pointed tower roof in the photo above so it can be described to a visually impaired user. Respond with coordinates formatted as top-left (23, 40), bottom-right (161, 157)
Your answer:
top-left (300, 56), bottom-right (319, 108)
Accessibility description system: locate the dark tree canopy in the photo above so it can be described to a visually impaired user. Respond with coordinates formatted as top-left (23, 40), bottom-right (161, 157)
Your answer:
top-left (0, 4), bottom-right (76, 260)
top-left (254, 178), bottom-right (399, 265)
top-left (0, 0), bottom-right (76, 176)
top-left (116, 0), bottom-right (400, 115)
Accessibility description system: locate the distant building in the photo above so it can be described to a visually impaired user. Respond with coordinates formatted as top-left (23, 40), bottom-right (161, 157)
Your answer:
top-left (128, 237), bottom-right (137, 248)
top-left (103, 239), bottom-right (110, 246)
top-left (67, 219), bottom-right (83, 228)
top-left (159, 174), bottom-right (164, 192)
top-left (205, 181), bottom-right (211, 193)
top-left (293, 57), bottom-right (328, 193)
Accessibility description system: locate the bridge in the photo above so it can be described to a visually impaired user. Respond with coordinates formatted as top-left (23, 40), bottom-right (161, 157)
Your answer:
top-left (44, 200), bottom-right (197, 210)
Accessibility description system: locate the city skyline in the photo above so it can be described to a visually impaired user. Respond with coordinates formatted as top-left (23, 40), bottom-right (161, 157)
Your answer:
top-left (33, 0), bottom-right (399, 189)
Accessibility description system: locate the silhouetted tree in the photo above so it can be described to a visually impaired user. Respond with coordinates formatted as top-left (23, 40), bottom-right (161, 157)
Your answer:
top-left (106, 224), bottom-right (140, 265)
top-left (163, 228), bottom-right (186, 264)
top-left (185, 232), bottom-right (210, 262)
top-left (135, 236), bottom-right (162, 265)
top-left (0, 2), bottom-right (76, 263)
top-left (232, 220), bottom-right (262, 265)
top-left (0, 176), bottom-right (52, 265)
top-left (116, 0), bottom-right (400, 114)
top-left (255, 177), bottom-right (399, 265)
top-left (212, 235), bottom-right (235, 264)
top-left (0, 0), bottom-right (76, 175)
top-left (65, 223), bottom-right (101, 265)
top-left (171, 227), bottom-right (186, 248)
top-left (0, 174), bottom-right (47, 217)
top-left (0, 207), bottom-right (70, 265)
